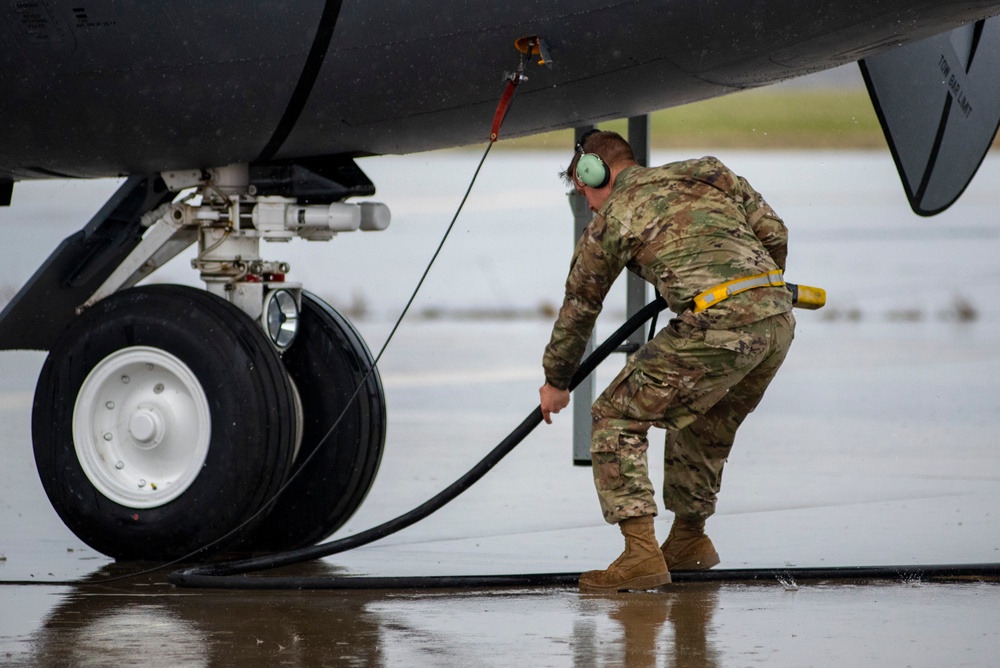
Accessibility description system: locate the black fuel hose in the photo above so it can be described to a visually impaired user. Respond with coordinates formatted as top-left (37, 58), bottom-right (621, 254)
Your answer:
top-left (173, 563), bottom-right (1000, 590)
top-left (170, 298), bottom-right (1000, 590)
top-left (170, 297), bottom-right (669, 589)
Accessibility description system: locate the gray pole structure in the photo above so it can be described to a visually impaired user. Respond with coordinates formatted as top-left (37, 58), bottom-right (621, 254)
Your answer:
top-left (622, 116), bottom-right (650, 353)
top-left (570, 117), bottom-right (651, 466)
top-left (570, 126), bottom-right (596, 466)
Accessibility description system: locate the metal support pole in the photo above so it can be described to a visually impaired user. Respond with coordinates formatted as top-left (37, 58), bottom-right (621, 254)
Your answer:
top-left (570, 119), bottom-right (653, 465)
top-left (629, 115), bottom-right (651, 166)
top-left (570, 126), bottom-right (596, 466)
top-left (620, 116), bottom-right (651, 353)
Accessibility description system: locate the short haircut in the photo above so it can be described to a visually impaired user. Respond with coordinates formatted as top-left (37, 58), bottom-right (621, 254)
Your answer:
top-left (560, 130), bottom-right (636, 186)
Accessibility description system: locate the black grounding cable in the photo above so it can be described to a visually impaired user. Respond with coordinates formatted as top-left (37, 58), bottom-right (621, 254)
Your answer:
top-left (169, 298), bottom-right (1000, 590)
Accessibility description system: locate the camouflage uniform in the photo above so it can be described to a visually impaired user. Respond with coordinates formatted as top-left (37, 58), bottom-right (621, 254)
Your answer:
top-left (543, 157), bottom-right (795, 524)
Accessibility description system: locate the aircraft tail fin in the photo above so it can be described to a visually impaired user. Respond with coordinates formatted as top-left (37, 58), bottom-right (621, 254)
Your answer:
top-left (860, 18), bottom-right (1000, 216)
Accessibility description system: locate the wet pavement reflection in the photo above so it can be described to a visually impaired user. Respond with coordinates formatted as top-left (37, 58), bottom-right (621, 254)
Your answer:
top-left (11, 567), bottom-right (1000, 667)
top-left (576, 586), bottom-right (720, 667)
top-left (5, 568), bottom-right (723, 667)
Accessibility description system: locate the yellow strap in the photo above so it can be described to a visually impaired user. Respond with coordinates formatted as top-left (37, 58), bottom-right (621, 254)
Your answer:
top-left (692, 270), bottom-right (785, 313)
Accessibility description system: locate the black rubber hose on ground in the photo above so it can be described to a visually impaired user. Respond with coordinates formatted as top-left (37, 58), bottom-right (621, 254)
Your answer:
top-left (175, 563), bottom-right (1000, 590)
top-left (170, 297), bottom-right (669, 589)
top-left (171, 298), bottom-right (1000, 590)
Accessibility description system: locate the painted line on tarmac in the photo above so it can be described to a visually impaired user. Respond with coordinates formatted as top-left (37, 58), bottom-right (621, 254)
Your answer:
top-left (381, 367), bottom-right (538, 388)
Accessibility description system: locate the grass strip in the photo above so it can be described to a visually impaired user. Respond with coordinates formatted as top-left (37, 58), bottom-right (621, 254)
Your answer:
top-left (500, 88), bottom-right (887, 151)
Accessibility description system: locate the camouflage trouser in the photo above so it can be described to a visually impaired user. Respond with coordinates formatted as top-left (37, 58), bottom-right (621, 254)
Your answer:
top-left (590, 311), bottom-right (794, 524)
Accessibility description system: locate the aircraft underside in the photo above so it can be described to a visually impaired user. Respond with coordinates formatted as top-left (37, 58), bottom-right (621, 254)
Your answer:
top-left (2, 0), bottom-right (999, 181)
top-left (2, 0), bottom-right (1000, 560)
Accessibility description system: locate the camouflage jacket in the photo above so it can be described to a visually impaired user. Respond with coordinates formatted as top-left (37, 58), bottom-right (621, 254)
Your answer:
top-left (543, 157), bottom-right (792, 390)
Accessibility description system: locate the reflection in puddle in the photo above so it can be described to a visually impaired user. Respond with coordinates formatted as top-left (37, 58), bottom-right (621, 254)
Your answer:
top-left (11, 567), bottom-right (1000, 667)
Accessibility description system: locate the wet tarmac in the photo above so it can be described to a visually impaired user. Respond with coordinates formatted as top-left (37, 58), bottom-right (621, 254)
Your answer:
top-left (6, 572), bottom-right (1000, 667)
top-left (4, 315), bottom-right (1000, 666)
top-left (4, 149), bottom-right (1000, 665)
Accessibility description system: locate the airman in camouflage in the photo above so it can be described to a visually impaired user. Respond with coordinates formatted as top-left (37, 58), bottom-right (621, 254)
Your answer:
top-left (539, 131), bottom-right (794, 590)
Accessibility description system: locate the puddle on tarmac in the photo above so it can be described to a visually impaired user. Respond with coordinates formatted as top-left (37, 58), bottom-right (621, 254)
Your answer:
top-left (4, 561), bottom-right (1000, 667)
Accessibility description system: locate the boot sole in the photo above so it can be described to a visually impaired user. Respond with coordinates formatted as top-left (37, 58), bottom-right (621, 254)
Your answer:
top-left (669, 551), bottom-right (721, 571)
top-left (578, 571), bottom-right (673, 592)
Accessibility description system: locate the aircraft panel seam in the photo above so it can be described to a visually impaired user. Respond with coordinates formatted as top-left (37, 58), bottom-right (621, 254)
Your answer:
top-left (255, 0), bottom-right (345, 163)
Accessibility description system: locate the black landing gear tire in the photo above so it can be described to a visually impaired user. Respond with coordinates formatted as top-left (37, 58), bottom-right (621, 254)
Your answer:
top-left (241, 292), bottom-right (386, 551)
top-left (31, 285), bottom-right (298, 561)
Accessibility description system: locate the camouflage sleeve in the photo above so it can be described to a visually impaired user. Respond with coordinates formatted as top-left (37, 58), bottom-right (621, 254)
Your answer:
top-left (738, 176), bottom-right (788, 271)
top-left (543, 215), bottom-right (629, 390)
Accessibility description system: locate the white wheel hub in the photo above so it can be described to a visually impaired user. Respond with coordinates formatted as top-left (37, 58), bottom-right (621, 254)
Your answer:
top-left (73, 346), bottom-right (211, 508)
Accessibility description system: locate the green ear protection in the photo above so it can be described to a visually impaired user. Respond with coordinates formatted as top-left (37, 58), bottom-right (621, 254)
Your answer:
top-left (576, 152), bottom-right (609, 189)
top-left (576, 148), bottom-right (610, 188)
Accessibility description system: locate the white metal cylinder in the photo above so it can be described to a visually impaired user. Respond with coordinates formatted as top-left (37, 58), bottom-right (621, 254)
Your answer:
top-left (287, 203), bottom-right (362, 232)
top-left (359, 202), bottom-right (391, 231)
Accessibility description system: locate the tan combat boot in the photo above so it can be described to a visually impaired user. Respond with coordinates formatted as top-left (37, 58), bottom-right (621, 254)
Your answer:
top-left (579, 516), bottom-right (672, 592)
top-left (660, 516), bottom-right (720, 571)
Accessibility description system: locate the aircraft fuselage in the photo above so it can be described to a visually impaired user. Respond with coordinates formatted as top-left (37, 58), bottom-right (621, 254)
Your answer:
top-left (3, 0), bottom-right (1000, 182)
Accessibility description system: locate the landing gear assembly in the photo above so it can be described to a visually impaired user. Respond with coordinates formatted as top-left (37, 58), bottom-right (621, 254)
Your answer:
top-left (5, 160), bottom-right (389, 561)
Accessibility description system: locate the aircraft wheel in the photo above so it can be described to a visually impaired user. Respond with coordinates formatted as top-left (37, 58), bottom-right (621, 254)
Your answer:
top-left (241, 292), bottom-right (386, 551)
top-left (32, 285), bottom-right (297, 561)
